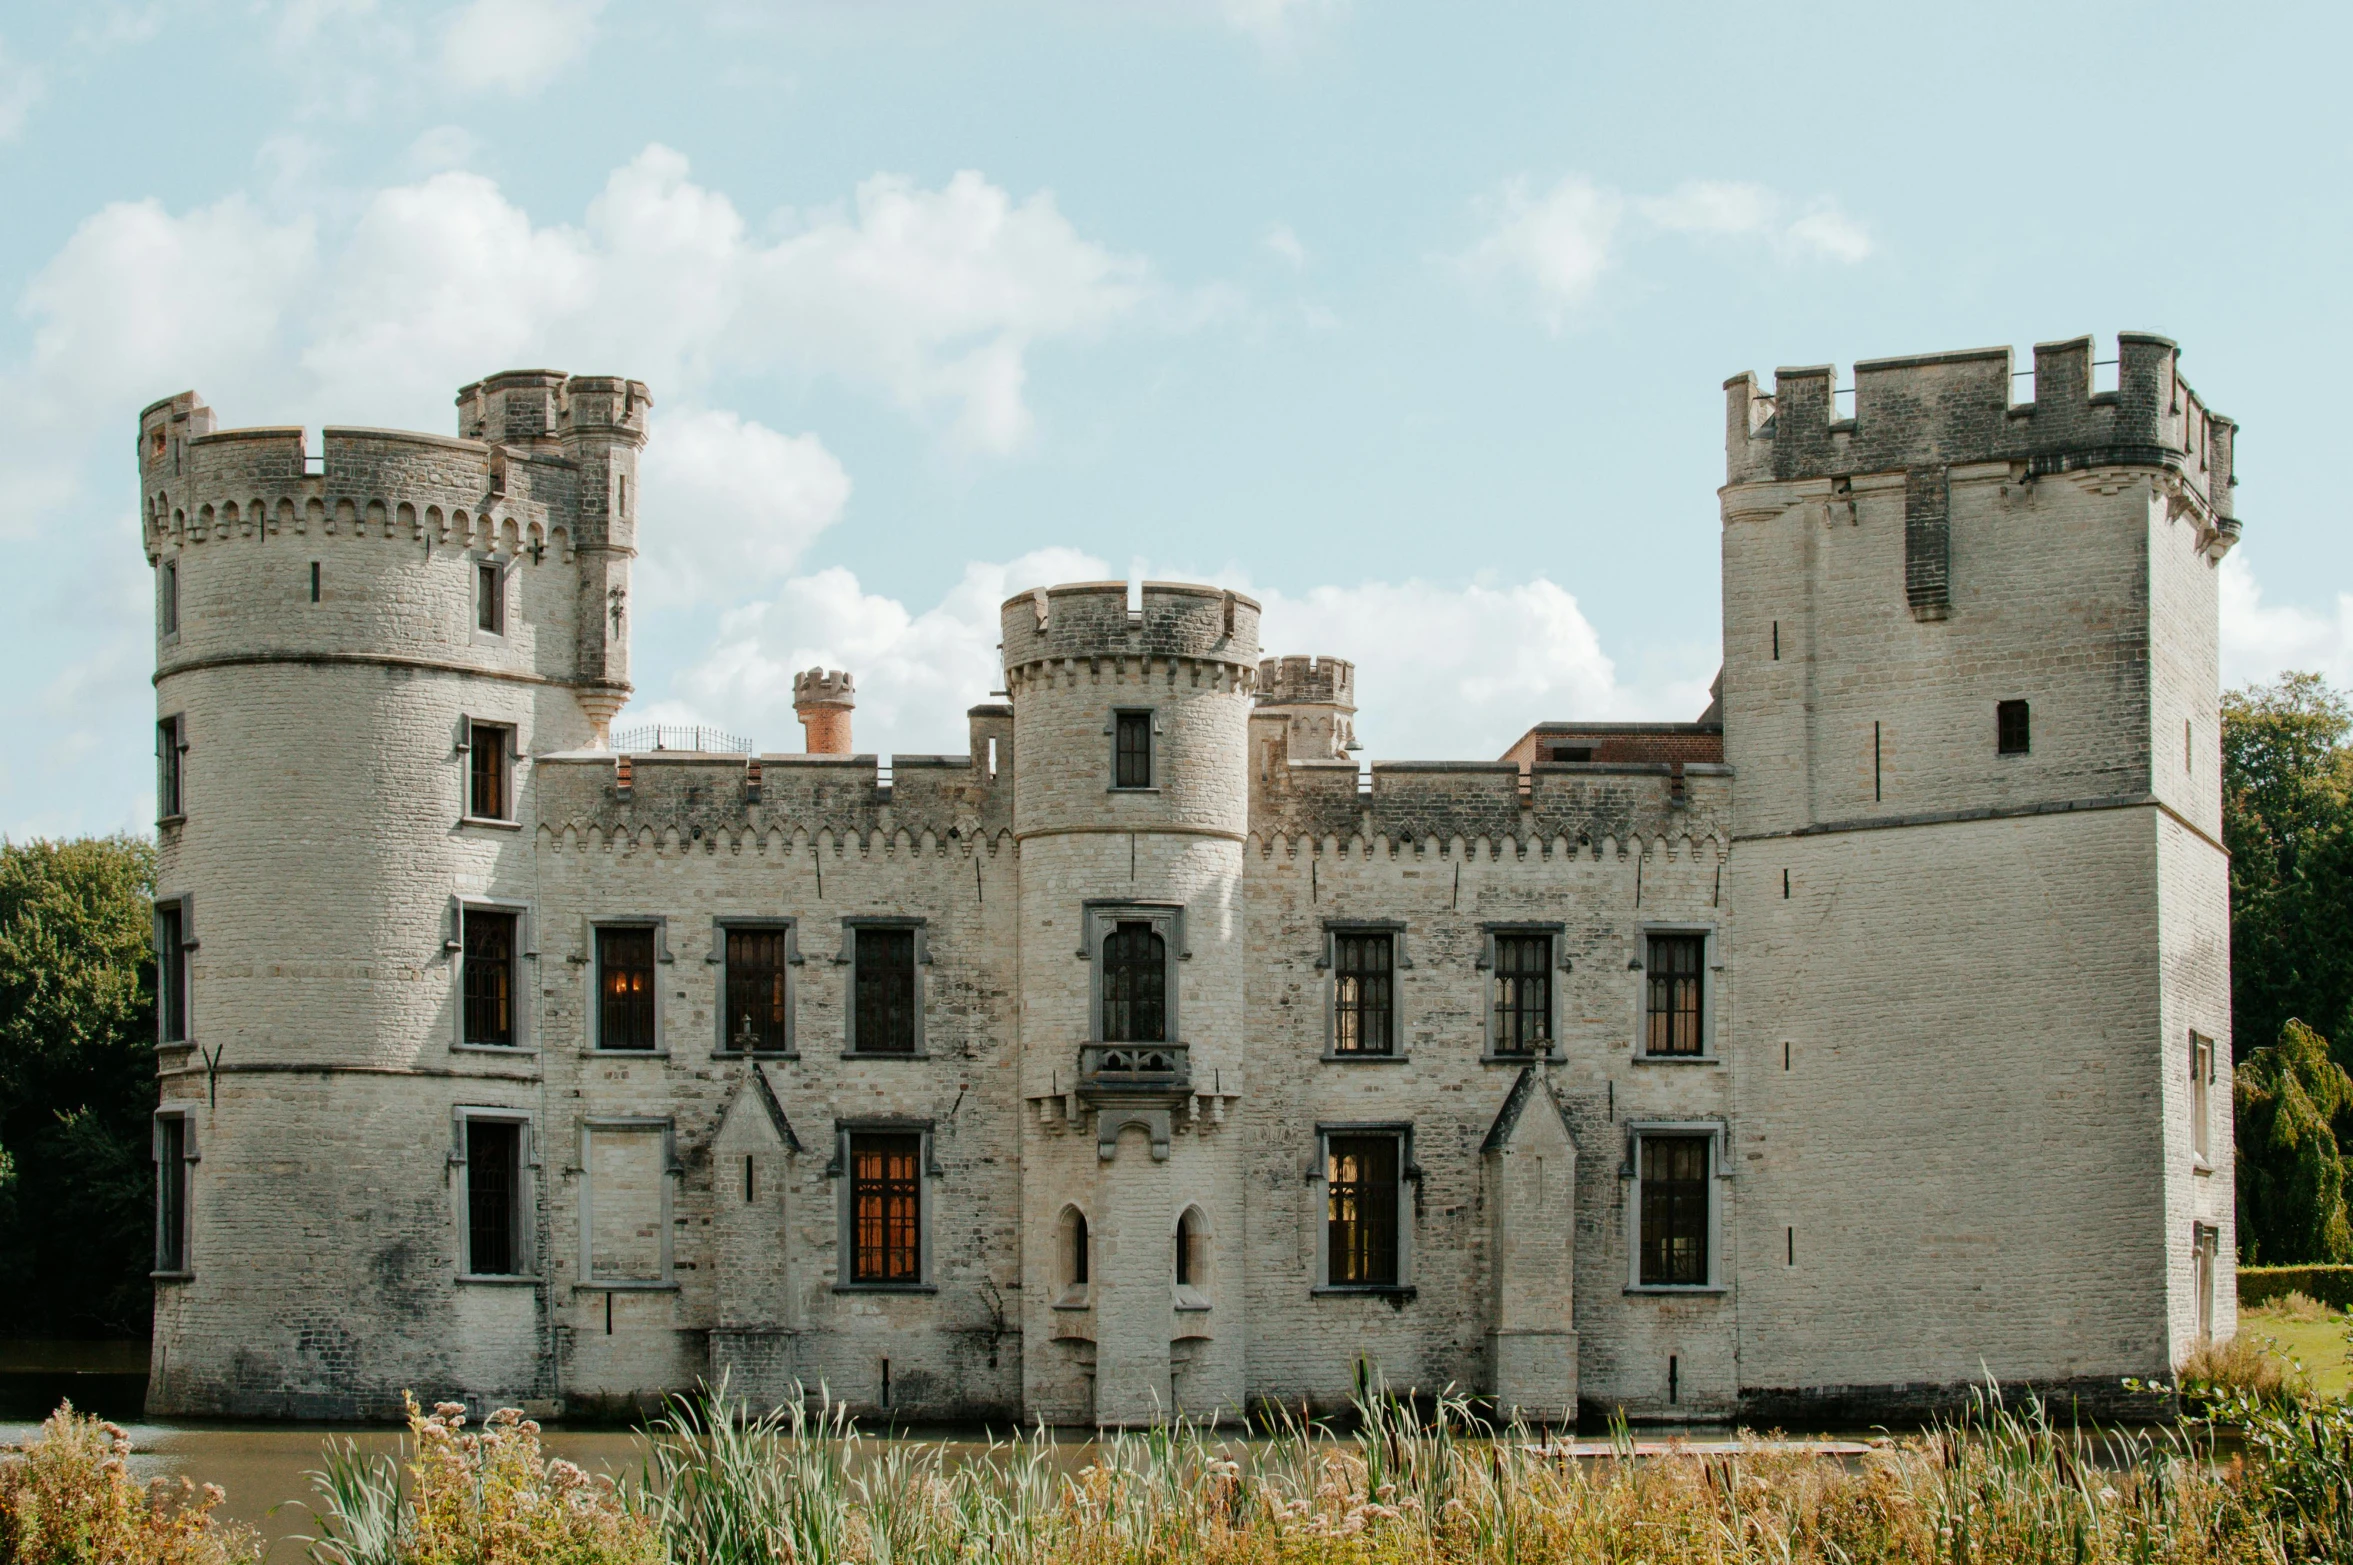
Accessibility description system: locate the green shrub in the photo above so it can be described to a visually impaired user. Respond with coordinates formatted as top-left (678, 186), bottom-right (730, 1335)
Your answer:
top-left (2241, 1263), bottom-right (2353, 1310)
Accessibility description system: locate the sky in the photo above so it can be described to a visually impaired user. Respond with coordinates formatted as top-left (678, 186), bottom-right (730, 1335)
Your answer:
top-left (2, 0), bottom-right (2349, 837)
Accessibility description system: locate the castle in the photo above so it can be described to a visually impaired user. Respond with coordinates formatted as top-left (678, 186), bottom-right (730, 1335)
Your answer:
top-left (138, 338), bottom-right (2239, 1424)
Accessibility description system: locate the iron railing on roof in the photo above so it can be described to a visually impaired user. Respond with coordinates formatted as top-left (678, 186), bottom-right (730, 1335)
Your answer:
top-left (612, 724), bottom-right (752, 755)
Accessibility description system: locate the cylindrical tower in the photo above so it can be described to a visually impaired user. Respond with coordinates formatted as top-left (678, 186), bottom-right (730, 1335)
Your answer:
top-left (793, 668), bottom-right (856, 754)
top-left (139, 370), bottom-right (649, 1417)
top-left (1004, 582), bottom-right (1259, 1424)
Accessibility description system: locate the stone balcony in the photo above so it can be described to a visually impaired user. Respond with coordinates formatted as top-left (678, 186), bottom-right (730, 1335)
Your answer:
top-left (1076, 1041), bottom-right (1190, 1096)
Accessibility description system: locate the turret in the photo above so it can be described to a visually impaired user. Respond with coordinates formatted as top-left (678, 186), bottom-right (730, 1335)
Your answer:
top-left (793, 668), bottom-right (856, 755)
top-left (1254, 655), bottom-right (1357, 762)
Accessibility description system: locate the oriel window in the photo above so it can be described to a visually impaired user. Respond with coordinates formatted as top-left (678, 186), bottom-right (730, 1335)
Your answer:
top-left (465, 1119), bottom-right (523, 1276)
top-left (1639, 1135), bottom-right (1710, 1287)
top-left (1490, 932), bottom-right (1552, 1055)
top-left (156, 902), bottom-right (187, 1045)
top-left (598, 927), bottom-right (657, 1050)
top-left (849, 1132), bottom-right (922, 1284)
top-left (1113, 710), bottom-right (1153, 789)
top-left (1997, 699), bottom-right (2031, 755)
top-left (1101, 921), bottom-right (1166, 1043)
top-left (462, 909), bottom-right (518, 1047)
top-left (852, 928), bottom-right (918, 1054)
top-left (1332, 931), bottom-right (1394, 1055)
top-left (477, 560), bottom-right (505, 634)
top-left (1326, 1134), bottom-right (1400, 1287)
top-left (725, 927), bottom-right (792, 1053)
top-left (468, 722), bottom-right (511, 819)
top-left (1645, 934), bottom-right (1706, 1056)
top-left (154, 1116), bottom-right (190, 1273)
top-left (157, 716), bottom-right (185, 820)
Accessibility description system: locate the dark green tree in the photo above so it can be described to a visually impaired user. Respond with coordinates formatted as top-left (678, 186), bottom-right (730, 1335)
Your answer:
top-left (2236, 1019), bottom-right (2353, 1264)
top-left (2224, 672), bottom-right (2353, 1065)
top-left (0, 836), bottom-right (157, 1336)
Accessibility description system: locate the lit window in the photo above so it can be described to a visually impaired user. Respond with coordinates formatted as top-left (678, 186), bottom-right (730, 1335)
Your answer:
top-left (1645, 934), bottom-right (1706, 1056)
top-left (850, 1132), bottom-right (922, 1284)
top-left (1332, 931), bottom-right (1394, 1055)
top-left (1490, 932), bottom-right (1552, 1055)
top-left (597, 927), bottom-right (657, 1050)
top-left (1326, 1134), bottom-right (1401, 1287)
top-left (1638, 1135), bottom-right (1710, 1287)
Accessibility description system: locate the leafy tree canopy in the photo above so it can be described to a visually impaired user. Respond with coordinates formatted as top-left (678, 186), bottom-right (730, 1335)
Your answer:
top-left (2225, 672), bottom-right (2353, 1066)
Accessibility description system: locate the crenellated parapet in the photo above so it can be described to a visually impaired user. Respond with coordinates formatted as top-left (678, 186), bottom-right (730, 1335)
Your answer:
top-left (1726, 333), bottom-right (2235, 525)
top-left (1000, 581), bottom-right (1260, 677)
top-left (1251, 755), bottom-right (1729, 858)
top-left (1257, 655), bottom-right (1353, 709)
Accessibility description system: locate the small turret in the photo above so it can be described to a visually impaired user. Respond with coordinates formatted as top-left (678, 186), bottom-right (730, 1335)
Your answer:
top-left (1255, 654), bottom-right (1356, 760)
top-left (794, 668), bottom-right (855, 754)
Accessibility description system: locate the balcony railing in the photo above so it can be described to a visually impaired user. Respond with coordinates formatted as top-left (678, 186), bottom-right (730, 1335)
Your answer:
top-left (1077, 1041), bottom-right (1190, 1092)
top-left (612, 724), bottom-right (752, 755)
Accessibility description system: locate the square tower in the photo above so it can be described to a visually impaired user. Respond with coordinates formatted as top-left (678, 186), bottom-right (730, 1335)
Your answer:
top-left (1719, 336), bottom-right (2238, 1414)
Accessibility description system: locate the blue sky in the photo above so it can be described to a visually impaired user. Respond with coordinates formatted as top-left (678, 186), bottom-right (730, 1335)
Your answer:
top-left (2, 0), bottom-right (2348, 836)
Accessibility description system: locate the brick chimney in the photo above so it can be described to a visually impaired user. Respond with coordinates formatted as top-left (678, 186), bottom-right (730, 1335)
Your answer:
top-left (794, 668), bottom-right (855, 755)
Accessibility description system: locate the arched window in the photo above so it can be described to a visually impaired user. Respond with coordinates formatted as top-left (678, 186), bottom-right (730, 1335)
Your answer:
top-left (1060, 1206), bottom-right (1090, 1294)
top-left (1101, 921), bottom-right (1166, 1042)
top-left (1174, 1207), bottom-right (1203, 1287)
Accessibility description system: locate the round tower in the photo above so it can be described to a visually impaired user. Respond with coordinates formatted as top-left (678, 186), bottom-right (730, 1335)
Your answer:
top-left (1255, 654), bottom-right (1358, 760)
top-left (139, 370), bottom-right (650, 1417)
top-left (792, 667), bottom-right (856, 754)
top-left (1002, 582), bottom-right (1259, 1425)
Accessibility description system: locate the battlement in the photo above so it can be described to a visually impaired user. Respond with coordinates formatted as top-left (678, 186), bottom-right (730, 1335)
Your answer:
top-left (1256, 655), bottom-right (1355, 710)
top-left (456, 370), bottom-right (652, 447)
top-left (999, 581), bottom-right (1261, 672)
top-left (1726, 334), bottom-right (2235, 523)
top-left (792, 669), bottom-right (856, 708)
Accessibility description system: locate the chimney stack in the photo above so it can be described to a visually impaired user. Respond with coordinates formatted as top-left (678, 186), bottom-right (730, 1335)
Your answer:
top-left (794, 668), bottom-right (856, 755)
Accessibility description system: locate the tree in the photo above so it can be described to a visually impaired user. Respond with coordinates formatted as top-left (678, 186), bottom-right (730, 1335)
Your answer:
top-left (0, 836), bottom-right (157, 1337)
top-left (2236, 1020), bottom-right (2353, 1264)
top-left (2224, 672), bottom-right (2353, 1065)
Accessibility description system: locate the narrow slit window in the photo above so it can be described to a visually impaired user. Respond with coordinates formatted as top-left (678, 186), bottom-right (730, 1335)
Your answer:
top-left (1113, 710), bottom-right (1154, 789)
top-left (724, 927), bottom-right (792, 1052)
top-left (849, 1132), bottom-right (922, 1283)
top-left (1997, 699), bottom-right (2031, 756)
top-left (465, 1119), bottom-right (522, 1276)
top-left (157, 902), bottom-right (187, 1045)
top-left (1490, 932), bottom-right (1552, 1055)
top-left (1326, 1134), bottom-right (1400, 1287)
top-left (2191, 1032), bottom-right (2214, 1161)
top-left (155, 1117), bottom-right (189, 1272)
top-left (1639, 1135), bottom-right (1710, 1286)
top-left (1064, 1207), bottom-right (1090, 1288)
top-left (597, 927), bottom-right (657, 1050)
top-left (1101, 921), bottom-right (1167, 1043)
top-left (310, 561), bottom-right (321, 603)
top-left (157, 717), bottom-right (184, 820)
top-left (1332, 931), bottom-right (1394, 1055)
top-left (1644, 934), bottom-right (1706, 1056)
top-left (160, 559), bottom-right (179, 635)
top-left (852, 928), bottom-right (918, 1054)
top-left (462, 908), bottom-right (517, 1047)
top-left (477, 560), bottom-right (505, 634)
top-left (468, 723), bottom-right (511, 819)
top-left (1175, 1208), bottom-right (1201, 1286)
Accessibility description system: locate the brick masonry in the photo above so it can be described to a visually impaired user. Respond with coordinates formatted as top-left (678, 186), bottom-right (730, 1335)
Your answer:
top-left (141, 337), bottom-right (2238, 1425)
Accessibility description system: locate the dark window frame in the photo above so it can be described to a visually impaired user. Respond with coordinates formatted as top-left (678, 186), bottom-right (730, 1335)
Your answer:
top-left (154, 897), bottom-right (193, 1048)
top-left (1111, 708), bottom-right (1156, 790)
top-left (461, 1117), bottom-right (527, 1277)
top-left (1084, 903), bottom-right (1183, 1044)
top-left (1642, 930), bottom-right (1709, 1059)
top-left (463, 719), bottom-right (516, 822)
top-left (1319, 1126), bottom-right (1410, 1291)
top-left (1101, 919), bottom-right (1169, 1043)
top-left (715, 917), bottom-right (798, 1057)
top-left (1629, 1126), bottom-right (1721, 1291)
top-left (476, 557), bottom-right (506, 635)
top-left (157, 715), bottom-right (187, 821)
top-left (841, 919), bottom-right (925, 1057)
top-left (458, 903), bottom-right (525, 1050)
top-left (835, 1123), bottom-right (933, 1291)
top-left (160, 557), bottom-right (180, 638)
top-left (1331, 928), bottom-right (1396, 1057)
top-left (1483, 925), bottom-right (1560, 1059)
top-left (153, 1112), bottom-right (196, 1277)
top-left (1996, 699), bottom-right (2031, 756)
top-left (594, 921), bottom-right (663, 1053)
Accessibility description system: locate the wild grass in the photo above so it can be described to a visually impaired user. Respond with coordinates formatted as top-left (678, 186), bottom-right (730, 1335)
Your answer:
top-left (0, 1401), bottom-right (259, 1565)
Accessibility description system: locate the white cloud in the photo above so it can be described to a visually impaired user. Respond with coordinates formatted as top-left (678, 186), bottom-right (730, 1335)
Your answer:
top-left (2221, 552), bottom-right (2353, 690)
top-left (1265, 223), bottom-right (1308, 269)
top-left (648, 555), bottom-right (1706, 762)
top-left (1465, 174), bottom-right (1872, 328)
top-left (634, 408), bottom-right (851, 608)
top-left (0, 37), bottom-right (42, 140)
top-left (1217, 0), bottom-right (1348, 44)
top-left (440, 0), bottom-right (607, 93)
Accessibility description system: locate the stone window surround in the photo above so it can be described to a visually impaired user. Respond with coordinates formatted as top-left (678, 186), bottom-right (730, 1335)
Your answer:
top-left (451, 1104), bottom-right (539, 1283)
top-left (151, 1109), bottom-right (198, 1281)
top-left (827, 1117), bottom-right (940, 1294)
top-left (2192, 1221), bottom-right (2220, 1342)
top-left (587, 916), bottom-right (671, 1055)
top-left (710, 915), bottom-right (802, 1058)
top-left (1079, 901), bottom-right (1185, 1043)
top-left (1173, 1201), bottom-right (1213, 1313)
top-left (1621, 1120), bottom-right (1730, 1295)
top-left (1309, 1120), bottom-right (1419, 1298)
top-left (1316, 919), bottom-right (1414, 1062)
top-left (2190, 1030), bottom-right (2217, 1169)
top-left (1476, 921), bottom-right (1567, 1064)
top-left (1103, 704), bottom-right (1163, 792)
top-left (1052, 1202), bottom-right (1090, 1310)
top-left (158, 554), bottom-right (180, 645)
top-left (1630, 923), bottom-right (1722, 1065)
top-left (457, 715), bottom-right (522, 829)
top-left (156, 712), bottom-right (188, 825)
top-left (834, 917), bottom-right (930, 1058)
top-left (577, 1115), bottom-right (677, 1291)
top-left (449, 894), bottom-right (536, 1054)
top-left (471, 550), bottom-right (511, 645)
top-left (152, 893), bottom-right (196, 1053)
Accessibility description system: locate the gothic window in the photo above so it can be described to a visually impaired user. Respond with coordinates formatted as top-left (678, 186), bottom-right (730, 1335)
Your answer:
top-left (1175, 1207), bottom-right (1204, 1287)
top-left (1997, 699), bottom-right (2031, 755)
top-left (1325, 1133), bottom-right (1401, 1288)
top-left (851, 927), bottom-right (918, 1055)
top-left (849, 1132), bottom-right (923, 1285)
top-left (1101, 921), bottom-right (1167, 1043)
top-left (462, 909), bottom-right (518, 1047)
top-left (1113, 710), bottom-right (1153, 789)
top-left (467, 721), bottom-right (512, 820)
top-left (722, 925), bottom-right (793, 1054)
top-left (1645, 933), bottom-right (1706, 1056)
top-left (1638, 1134), bottom-right (1711, 1287)
top-left (465, 1119), bottom-right (524, 1276)
top-left (154, 1114), bottom-right (192, 1274)
top-left (1332, 931), bottom-right (1394, 1055)
top-left (1061, 1206), bottom-right (1090, 1294)
top-left (597, 927), bottom-right (657, 1050)
top-left (1490, 932), bottom-right (1552, 1056)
